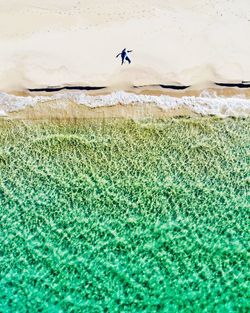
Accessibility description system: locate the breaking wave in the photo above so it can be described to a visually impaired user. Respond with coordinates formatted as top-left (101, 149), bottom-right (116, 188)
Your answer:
top-left (0, 91), bottom-right (250, 117)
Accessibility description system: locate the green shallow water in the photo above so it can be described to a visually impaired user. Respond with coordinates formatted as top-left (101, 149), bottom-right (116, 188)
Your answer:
top-left (0, 117), bottom-right (249, 312)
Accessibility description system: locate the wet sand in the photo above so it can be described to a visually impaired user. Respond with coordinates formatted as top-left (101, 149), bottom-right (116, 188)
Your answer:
top-left (6, 99), bottom-right (196, 120)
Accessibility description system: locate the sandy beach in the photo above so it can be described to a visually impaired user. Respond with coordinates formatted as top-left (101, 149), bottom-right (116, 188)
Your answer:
top-left (0, 0), bottom-right (250, 93)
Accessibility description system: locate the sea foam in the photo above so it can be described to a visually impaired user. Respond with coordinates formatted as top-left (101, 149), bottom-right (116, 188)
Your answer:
top-left (0, 91), bottom-right (249, 118)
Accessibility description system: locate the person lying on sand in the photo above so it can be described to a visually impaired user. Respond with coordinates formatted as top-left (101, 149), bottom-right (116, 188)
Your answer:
top-left (116, 48), bottom-right (133, 65)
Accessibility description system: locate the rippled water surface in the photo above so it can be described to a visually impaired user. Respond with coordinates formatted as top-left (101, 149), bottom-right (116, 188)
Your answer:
top-left (0, 117), bottom-right (249, 312)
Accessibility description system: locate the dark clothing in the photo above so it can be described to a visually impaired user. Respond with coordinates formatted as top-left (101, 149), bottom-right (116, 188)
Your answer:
top-left (122, 55), bottom-right (131, 65)
top-left (116, 48), bottom-right (132, 65)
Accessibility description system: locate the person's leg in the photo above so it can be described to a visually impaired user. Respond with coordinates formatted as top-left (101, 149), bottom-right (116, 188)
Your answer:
top-left (121, 55), bottom-right (125, 65)
top-left (126, 56), bottom-right (131, 64)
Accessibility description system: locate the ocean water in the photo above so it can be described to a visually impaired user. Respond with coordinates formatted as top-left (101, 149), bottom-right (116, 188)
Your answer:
top-left (0, 117), bottom-right (249, 312)
top-left (0, 90), bottom-right (250, 117)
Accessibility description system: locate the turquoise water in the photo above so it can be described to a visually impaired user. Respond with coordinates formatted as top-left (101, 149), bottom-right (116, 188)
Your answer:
top-left (0, 118), bottom-right (249, 312)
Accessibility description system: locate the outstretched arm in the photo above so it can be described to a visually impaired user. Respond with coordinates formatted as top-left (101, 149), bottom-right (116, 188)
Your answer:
top-left (127, 50), bottom-right (133, 53)
top-left (116, 53), bottom-right (121, 58)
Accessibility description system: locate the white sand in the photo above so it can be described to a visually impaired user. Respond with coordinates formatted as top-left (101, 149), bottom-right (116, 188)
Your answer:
top-left (0, 0), bottom-right (250, 92)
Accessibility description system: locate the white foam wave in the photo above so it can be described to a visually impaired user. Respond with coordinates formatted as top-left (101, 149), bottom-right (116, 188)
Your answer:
top-left (0, 91), bottom-right (250, 117)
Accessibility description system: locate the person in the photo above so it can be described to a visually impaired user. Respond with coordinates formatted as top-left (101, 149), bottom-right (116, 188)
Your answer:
top-left (116, 48), bottom-right (133, 65)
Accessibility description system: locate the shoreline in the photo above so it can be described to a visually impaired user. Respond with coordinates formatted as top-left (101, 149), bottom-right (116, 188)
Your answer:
top-left (1, 87), bottom-right (250, 120)
top-left (5, 101), bottom-right (198, 121)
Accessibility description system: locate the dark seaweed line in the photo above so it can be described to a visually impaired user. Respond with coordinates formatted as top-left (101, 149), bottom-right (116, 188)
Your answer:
top-left (28, 82), bottom-right (250, 93)
top-left (28, 86), bottom-right (106, 92)
top-left (133, 84), bottom-right (190, 90)
top-left (215, 82), bottom-right (250, 88)
top-left (159, 84), bottom-right (190, 90)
